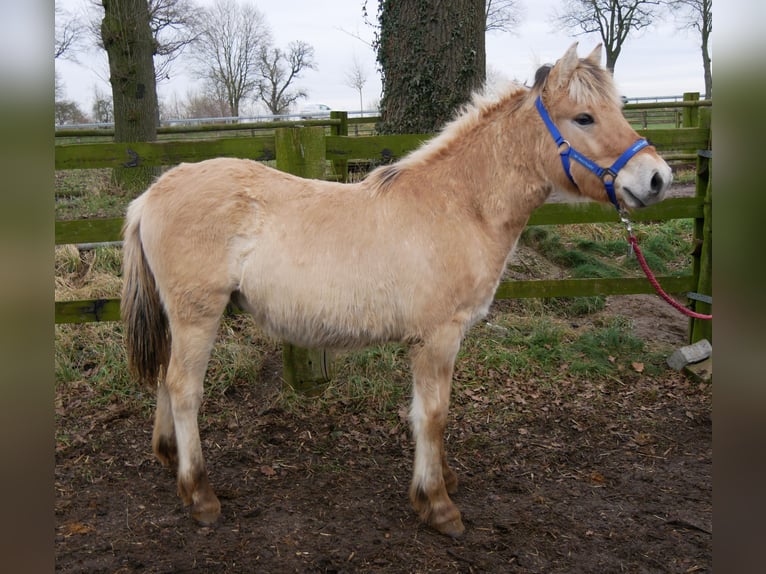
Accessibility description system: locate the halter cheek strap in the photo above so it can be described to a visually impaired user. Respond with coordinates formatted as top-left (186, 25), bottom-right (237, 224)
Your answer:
top-left (535, 96), bottom-right (649, 210)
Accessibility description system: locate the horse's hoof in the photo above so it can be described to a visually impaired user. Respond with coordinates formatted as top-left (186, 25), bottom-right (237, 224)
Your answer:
top-left (191, 498), bottom-right (221, 525)
top-left (434, 515), bottom-right (465, 538)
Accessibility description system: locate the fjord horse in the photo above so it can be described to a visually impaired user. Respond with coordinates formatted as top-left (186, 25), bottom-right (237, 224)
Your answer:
top-left (121, 44), bottom-right (671, 537)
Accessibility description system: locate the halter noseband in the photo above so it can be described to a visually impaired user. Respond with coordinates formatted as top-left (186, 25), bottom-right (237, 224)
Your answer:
top-left (535, 95), bottom-right (649, 211)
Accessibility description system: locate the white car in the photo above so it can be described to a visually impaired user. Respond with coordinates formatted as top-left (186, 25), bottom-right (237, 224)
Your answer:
top-left (299, 104), bottom-right (332, 119)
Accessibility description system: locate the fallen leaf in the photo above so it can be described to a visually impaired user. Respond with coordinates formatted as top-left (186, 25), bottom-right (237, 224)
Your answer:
top-left (589, 471), bottom-right (606, 485)
top-left (632, 362), bottom-right (645, 373)
top-left (63, 522), bottom-right (95, 536)
top-left (633, 433), bottom-right (654, 446)
top-left (260, 465), bottom-right (276, 477)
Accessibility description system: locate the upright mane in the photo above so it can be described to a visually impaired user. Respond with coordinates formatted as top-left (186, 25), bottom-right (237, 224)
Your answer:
top-left (365, 82), bottom-right (528, 194)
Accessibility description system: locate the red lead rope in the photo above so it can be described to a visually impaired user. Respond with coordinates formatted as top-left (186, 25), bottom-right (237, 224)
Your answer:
top-left (628, 234), bottom-right (713, 320)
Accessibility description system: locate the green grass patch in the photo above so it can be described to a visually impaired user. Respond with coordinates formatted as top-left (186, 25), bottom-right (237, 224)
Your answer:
top-left (456, 314), bottom-right (662, 389)
top-left (56, 168), bottom-right (137, 220)
top-left (55, 322), bottom-right (142, 408)
top-left (521, 219), bottom-right (693, 279)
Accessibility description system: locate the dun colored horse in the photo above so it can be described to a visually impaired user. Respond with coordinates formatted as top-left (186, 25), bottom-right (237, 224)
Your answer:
top-left (122, 44), bottom-right (671, 537)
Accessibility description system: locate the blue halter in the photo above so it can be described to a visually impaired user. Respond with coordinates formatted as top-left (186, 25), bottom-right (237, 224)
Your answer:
top-left (535, 95), bottom-right (650, 211)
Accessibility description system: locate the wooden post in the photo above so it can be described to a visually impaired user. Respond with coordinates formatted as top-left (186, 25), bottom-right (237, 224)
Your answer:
top-left (689, 149), bottom-right (712, 343)
top-left (274, 126), bottom-right (334, 392)
top-left (682, 92), bottom-right (700, 127)
top-left (330, 111), bottom-right (349, 182)
top-left (275, 126), bottom-right (327, 178)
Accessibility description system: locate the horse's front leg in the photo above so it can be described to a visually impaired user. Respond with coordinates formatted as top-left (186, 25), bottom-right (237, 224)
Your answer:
top-left (164, 315), bottom-right (222, 525)
top-left (409, 324), bottom-right (464, 537)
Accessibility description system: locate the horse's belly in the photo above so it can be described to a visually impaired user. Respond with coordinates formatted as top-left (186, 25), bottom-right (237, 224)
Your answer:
top-left (235, 266), bottom-right (413, 349)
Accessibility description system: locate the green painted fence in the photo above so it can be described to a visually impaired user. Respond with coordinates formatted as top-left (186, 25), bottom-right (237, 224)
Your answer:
top-left (55, 99), bottom-right (712, 387)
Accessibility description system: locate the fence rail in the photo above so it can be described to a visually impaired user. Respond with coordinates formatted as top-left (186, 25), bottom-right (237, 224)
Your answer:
top-left (55, 95), bottom-right (712, 385)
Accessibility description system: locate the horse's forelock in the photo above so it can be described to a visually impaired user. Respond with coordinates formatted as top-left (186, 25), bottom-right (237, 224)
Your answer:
top-left (570, 59), bottom-right (620, 105)
top-left (534, 58), bottom-right (619, 106)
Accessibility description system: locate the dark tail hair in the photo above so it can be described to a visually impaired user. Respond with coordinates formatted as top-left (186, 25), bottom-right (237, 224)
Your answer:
top-left (121, 197), bottom-right (170, 387)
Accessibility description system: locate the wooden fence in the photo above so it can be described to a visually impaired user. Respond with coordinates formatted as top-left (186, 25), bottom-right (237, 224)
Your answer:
top-left (55, 95), bottom-right (712, 388)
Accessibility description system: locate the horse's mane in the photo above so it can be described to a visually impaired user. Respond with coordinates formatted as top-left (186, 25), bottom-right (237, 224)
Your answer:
top-left (365, 82), bottom-right (528, 194)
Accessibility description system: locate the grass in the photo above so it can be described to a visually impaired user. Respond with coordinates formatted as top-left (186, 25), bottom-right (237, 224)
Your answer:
top-left (521, 219), bottom-right (693, 279)
top-left (56, 169), bottom-right (135, 220)
top-left (55, 308), bottom-right (668, 433)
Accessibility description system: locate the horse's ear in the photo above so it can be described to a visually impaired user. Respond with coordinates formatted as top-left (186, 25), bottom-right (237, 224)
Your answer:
top-left (586, 44), bottom-right (603, 65)
top-left (548, 43), bottom-right (579, 92)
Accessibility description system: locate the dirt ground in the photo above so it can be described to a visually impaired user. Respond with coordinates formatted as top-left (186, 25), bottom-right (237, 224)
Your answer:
top-left (55, 183), bottom-right (711, 573)
top-left (54, 298), bottom-right (711, 573)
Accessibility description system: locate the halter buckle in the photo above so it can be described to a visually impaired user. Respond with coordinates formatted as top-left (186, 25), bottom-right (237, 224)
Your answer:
top-left (600, 169), bottom-right (616, 184)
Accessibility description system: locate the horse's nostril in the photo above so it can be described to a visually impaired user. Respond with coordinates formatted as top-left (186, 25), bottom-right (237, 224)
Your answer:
top-left (650, 171), bottom-right (664, 195)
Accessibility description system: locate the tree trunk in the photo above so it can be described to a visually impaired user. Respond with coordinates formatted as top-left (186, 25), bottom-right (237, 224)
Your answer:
top-left (377, 0), bottom-right (485, 134)
top-left (701, 27), bottom-right (712, 99)
top-left (101, 0), bottom-right (160, 193)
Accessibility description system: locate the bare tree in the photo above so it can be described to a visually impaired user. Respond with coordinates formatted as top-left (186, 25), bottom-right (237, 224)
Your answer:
top-left (667, 0), bottom-right (712, 98)
top-left (554, 0), bottom-right (662, 73)
top-left (55, 4), bottom-right (84, 60)
top-left (91, 86), bottom-right (114, 123)
top-left (166, 85), bottom-right (231, 119)
top-left (55, 100), bottom-right (90, 125)
top-left (256, 41), bottom-right (316, 115)
top-left (345, 56), bottom-right (368, 112)
top-left (189, 0), bottom-right (271, 116)
top-left (148, 0), bottom-right (200, 82)
top-left (85, 0), bottom-right (198, 84)
top-left (362, 1), bottom-right (523, 41)
top-left (485, 0), bottom-right (523, 33)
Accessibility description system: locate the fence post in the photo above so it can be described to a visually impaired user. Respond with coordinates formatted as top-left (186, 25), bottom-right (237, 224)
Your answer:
top-left (274, 126), bottom-right (334, 392)
top-left (330, 111), bottom-right (349, 182)
top-left (682, 92), bottom-right (700, 127)
top-left (689, 148), bottom-right (712, 343)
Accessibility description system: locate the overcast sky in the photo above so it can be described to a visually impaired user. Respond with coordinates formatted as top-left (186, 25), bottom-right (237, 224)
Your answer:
top-left (55, 0), bottom-right (715, 117)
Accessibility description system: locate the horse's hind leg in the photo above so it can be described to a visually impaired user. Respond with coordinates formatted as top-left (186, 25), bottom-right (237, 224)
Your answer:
top-left (164, 305), bottom-right (226, 524)
top-left (152, 380), bottom-right (177, 467)
top-left (409, 324), bottom-right (464, 537)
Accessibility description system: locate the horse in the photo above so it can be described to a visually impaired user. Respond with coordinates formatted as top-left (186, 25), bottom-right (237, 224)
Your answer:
top-left (121, 43), bottom-right (671, 537)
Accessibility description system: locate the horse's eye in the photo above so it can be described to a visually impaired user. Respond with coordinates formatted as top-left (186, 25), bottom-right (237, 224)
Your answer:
top-left (574, 113), bottom-right (594, 126)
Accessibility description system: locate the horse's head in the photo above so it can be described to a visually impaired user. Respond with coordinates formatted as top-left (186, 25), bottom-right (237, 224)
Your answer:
top-left (533, 43), bottom-right (672, 209)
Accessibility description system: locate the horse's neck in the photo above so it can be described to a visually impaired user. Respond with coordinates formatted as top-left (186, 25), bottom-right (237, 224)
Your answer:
top-left (422, 109), bottom-right (551, 245)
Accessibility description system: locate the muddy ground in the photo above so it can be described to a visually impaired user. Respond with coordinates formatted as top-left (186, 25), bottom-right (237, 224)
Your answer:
top-left (55, 295), bottom-right (711, 574)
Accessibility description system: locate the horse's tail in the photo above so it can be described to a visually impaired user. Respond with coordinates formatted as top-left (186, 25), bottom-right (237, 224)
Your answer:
top-left (121, 195), bottom-right (170, 387)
